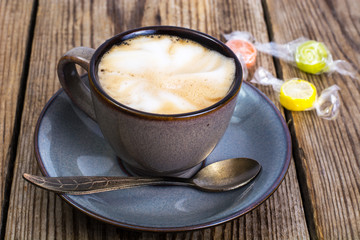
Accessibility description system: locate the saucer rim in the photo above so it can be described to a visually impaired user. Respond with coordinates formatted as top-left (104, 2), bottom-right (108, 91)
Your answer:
top-left (34, 81), bottom-right (291, 232)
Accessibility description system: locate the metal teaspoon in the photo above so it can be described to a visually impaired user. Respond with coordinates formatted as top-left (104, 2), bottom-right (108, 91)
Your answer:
top-left (23, 158), bottom-right (261, 195)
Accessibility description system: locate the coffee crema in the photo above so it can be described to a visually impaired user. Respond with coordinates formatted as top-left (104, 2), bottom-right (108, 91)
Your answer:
top-left (98, 34), bottom-right (236, 114)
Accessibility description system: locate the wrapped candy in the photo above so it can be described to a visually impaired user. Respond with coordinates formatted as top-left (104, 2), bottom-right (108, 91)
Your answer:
top-left (224, 31), bottom-right (257, 69)
top-left (251, 67), bottom-right (341, 120)
top-left (224, 31), bottom-right (258, 80)
top-left (255, 37), bottom-right (356, 78)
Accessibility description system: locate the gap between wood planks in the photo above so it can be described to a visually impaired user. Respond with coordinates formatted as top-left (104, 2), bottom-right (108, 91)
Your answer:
top-left (0, 1), bottom-right (39, 239)
top-left (260, 0), bottom-right (317, 238)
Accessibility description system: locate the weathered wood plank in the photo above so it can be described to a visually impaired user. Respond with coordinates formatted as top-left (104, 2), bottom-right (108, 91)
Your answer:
top-left (6, 0), bottom-right (308, 239)
top-left (0, 0), bottom-right (35, 237)
top-left (264, 0), bottom-right (360, 239)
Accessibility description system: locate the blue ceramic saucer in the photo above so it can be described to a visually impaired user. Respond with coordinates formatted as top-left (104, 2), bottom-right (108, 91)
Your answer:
top-left (34, 81), bottom-right (291, 232)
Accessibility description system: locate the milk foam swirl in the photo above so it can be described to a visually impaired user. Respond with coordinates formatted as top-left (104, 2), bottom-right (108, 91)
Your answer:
top-left (98, 35), bottom-right (236, 114)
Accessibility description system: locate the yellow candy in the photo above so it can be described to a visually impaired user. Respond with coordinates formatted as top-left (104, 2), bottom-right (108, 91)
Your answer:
top-left (295, 41), bottom-right (329, 74)
top-left (280, 79), bottom-right (317, 111)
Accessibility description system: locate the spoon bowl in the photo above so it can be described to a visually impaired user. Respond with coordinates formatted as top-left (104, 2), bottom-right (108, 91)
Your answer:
top-left (192, 158), bottom-right (261, 191)
top-left (23, 158), bottom-right (261, 195)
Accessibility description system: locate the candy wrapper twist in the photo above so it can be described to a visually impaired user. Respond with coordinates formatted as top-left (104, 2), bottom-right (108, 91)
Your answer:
top-left (251, 67), bottom-right (341, 120)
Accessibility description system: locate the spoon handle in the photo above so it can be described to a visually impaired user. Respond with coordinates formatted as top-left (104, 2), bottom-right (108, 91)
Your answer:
top-left (23, 173), bottom-right (192, 195)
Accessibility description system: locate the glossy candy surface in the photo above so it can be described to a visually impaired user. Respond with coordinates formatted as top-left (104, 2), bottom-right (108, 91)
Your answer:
top-left (295, 40), bottom-right (329, 74)
top-left (279, 79), bottom-right (317, 111)
top-left (226, 39), bottom-right (257, 69)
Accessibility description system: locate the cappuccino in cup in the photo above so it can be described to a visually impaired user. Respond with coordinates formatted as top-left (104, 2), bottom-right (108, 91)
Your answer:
top-left (98, 35), bottom-right (236, 114)
top-left (58, 26), bottom-right (242, 177)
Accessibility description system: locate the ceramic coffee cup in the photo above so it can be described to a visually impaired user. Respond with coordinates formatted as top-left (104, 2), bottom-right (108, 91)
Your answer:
top-left (57, 26), bottom-right (243, 177)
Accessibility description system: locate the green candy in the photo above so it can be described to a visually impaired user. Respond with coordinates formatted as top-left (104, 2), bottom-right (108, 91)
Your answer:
top-left (295, 40), bottom-right (329, 74)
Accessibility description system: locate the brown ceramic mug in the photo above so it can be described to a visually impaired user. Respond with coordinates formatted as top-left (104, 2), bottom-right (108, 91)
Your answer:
top-left (57, 26), bottom-right (243, 177)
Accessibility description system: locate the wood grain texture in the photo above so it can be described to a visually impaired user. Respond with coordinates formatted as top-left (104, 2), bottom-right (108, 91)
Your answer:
top-left (0, 0), bottom-right (35, 236)
top-left (264, 0), bottom-right (360, 239)
top-left (6, 0), bottom-right (309, 239)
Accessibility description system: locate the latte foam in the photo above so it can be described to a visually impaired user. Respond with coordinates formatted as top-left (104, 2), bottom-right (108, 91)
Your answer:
top-left (98, 35), bottom-right (236, 114)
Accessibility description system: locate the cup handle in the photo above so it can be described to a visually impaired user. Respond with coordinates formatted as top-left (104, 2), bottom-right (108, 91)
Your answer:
top-left (57, 47), bottom-right (96, 121)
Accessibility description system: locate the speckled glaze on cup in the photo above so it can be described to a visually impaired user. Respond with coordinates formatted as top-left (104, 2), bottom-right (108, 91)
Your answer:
top-left (57, 26), bottom-right (243, 177)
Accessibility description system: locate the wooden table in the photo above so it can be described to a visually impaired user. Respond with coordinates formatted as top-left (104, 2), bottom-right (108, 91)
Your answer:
top-left (1, 0), bottom-right (359, 239)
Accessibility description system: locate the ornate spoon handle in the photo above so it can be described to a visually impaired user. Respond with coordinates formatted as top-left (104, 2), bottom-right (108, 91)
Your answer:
top-left (23, 173), bottom-right (192, 195)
